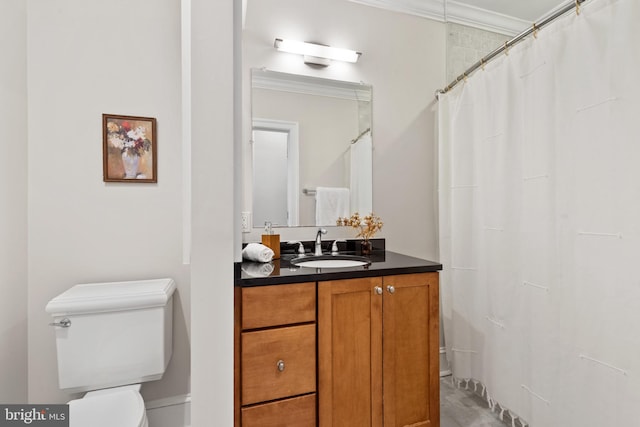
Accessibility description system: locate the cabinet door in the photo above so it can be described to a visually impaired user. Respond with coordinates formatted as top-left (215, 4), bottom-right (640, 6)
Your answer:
top-left (382, 273), bottom-right (439, 427)
top-left (318, 277), bottom-right (383, 427)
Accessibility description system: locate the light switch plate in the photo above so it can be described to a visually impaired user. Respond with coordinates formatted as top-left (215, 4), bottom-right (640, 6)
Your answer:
top-left (241, 212), bottom-right (252, 233)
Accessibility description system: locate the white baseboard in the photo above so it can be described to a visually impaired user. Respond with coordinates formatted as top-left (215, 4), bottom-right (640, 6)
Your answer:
top-left (146, 394), bottom-right (191, 427)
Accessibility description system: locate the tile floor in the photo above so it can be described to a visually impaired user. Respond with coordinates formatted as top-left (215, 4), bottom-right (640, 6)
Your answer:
top-left (440, 376), bottom-right (514, 427)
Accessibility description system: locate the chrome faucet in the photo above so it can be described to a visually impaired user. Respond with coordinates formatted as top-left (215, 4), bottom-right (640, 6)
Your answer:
top-left (315, 228), bottom-right (327, 256)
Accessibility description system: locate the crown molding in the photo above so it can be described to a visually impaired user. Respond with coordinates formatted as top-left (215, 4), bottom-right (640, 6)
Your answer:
top-left (446, 1), bottom-right (529, 36)
top-left (349, 0), bottom-right (446, 22)
top-left (348, 0), bottom-right (528, 36)
top-left (252, 69), bottom-right (372, 102)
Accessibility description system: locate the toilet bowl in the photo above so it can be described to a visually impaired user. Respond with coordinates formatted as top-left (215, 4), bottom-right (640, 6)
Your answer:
top-left (68, 385), bottom-right (148, 427)
top-left (46, 278), bottom-right (176, 427)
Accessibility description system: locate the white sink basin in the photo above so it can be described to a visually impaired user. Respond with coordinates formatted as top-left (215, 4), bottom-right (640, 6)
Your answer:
top-left (290, 255), bottom-right (370, 269)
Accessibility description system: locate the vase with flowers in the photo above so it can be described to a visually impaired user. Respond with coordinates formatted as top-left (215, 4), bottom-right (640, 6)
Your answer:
top-left (336, 212), bottom-right (383, 255)
top-left (106, 120), bottom-right (152, 179)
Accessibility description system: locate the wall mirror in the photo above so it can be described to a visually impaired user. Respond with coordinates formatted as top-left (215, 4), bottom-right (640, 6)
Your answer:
top-left (251, 68), bottom-right (373, 227)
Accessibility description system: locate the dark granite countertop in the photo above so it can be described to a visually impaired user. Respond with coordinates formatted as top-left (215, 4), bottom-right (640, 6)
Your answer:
top-left (236, 250), bottom-right (442, 287)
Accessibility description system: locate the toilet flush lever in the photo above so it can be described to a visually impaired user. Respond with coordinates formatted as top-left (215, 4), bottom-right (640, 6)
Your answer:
top-left (49, 318), bottom-right (71, 328)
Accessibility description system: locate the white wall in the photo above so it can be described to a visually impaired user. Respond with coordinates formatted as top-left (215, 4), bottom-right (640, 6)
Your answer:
top-left (2, 0), bottom-right (235, 421)
top-left (0, 0), bottom-right (28, 404)
top-left (446, 22), bottom-right (509, 83)
top-left (190, 0), bottom-right (236, 424)
top-left (242, 0), bottom-right (446, 260)
top-left (26, 0), bottom-right (190, 404)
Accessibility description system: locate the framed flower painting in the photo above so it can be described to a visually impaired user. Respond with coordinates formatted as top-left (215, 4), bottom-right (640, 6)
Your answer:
top-left (102, 114), bottom-right (157, 182)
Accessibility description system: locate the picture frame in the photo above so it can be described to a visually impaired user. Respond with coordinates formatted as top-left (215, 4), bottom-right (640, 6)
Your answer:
top-left (102, 114), bottom-right (157, 183)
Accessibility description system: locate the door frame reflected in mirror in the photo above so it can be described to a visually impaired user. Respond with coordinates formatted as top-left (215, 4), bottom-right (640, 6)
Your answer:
top-left (252, 118), bottom-right (300, 227)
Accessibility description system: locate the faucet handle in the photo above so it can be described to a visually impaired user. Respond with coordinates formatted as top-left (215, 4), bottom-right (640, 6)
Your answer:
top-left (287, 240), bottom-right (305, 255)
top-left (330, 239), bottom-right (346, 254)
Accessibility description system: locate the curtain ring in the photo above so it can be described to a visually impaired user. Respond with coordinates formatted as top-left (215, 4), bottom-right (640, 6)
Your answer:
top-left (480, 58), bottom-right (486, 71)
top-left (532, 23), bottom-right (539, 39)
top-left (504, 41), bottom-right (510, 56)
top-left (463, 73), bottom-right (468, 83)
top-left (575, 0), bottom-right (581, 15)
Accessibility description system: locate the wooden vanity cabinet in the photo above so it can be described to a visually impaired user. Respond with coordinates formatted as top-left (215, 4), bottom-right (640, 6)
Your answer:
top-left (235, 272), bottom-right (439, 427)
top-left (235, 282), bottom-right (317, 427)
top-left (318, 273), bottom-right (440, 427)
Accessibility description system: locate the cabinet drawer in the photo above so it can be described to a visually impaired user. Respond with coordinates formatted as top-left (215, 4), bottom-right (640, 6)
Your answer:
top-left (242, 282), bottom-right (316, 329)
top-left (242, 394), bottom-right (316, 427)
top-left (242, 324), bottom-right (316, 405)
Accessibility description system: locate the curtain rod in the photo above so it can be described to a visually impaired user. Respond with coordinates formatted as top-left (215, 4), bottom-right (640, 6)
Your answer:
top-left (436, 0), bottom-right (587, 99)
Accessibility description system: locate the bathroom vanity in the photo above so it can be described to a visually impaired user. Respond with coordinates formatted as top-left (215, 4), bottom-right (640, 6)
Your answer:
top-left (234, 247), bottom-right (442, 427)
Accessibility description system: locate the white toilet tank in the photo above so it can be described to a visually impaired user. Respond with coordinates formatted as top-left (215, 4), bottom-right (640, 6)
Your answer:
top-left (46, 278), bottom-right (176, 392)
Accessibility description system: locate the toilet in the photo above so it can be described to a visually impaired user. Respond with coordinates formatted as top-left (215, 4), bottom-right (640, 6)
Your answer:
top-left (46, 278), bottom-right (176, 427)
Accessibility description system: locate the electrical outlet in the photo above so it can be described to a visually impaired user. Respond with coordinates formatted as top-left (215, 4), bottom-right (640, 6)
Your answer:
top-left (241, 212), bottom-right (252, 233)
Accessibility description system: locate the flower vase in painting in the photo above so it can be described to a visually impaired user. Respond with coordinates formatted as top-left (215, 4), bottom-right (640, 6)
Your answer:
top-left (121, 151), bottom-right (140, 178)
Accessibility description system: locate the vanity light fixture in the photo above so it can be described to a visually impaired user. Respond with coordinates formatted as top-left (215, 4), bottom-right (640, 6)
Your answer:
top-left (274, 38), bottom-right (361, 66)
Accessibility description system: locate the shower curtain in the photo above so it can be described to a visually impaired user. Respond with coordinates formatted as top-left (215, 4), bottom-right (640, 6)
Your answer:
top-left (438, 0), bottom-right (640, 425)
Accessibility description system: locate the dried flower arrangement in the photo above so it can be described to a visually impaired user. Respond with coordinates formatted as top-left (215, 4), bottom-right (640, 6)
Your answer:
top-left (336, 212), bottom-right (383, 241)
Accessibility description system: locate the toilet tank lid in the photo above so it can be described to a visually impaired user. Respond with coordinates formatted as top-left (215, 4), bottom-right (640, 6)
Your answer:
top-left (45, 278), bottom-right (176, 316)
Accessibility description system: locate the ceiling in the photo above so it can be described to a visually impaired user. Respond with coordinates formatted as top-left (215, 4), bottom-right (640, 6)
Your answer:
top-left (349, 0), bottom-right (571, 35)
top-left (454, 0), bottom-right (567, 22)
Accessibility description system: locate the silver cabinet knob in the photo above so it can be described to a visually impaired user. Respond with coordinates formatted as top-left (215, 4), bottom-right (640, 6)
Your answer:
top-left (374, 286), bottom-right (383, 295)
top-left (277, 360), bottom-right (285, 372)
top-left (387, 285), bottom-right (395, 294)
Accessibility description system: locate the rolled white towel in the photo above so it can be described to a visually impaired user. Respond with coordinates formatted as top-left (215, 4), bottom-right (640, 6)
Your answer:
top-left (242, 242), bottom-right (275, 263)
top-left (242, 262), bottom-right (275, 277)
